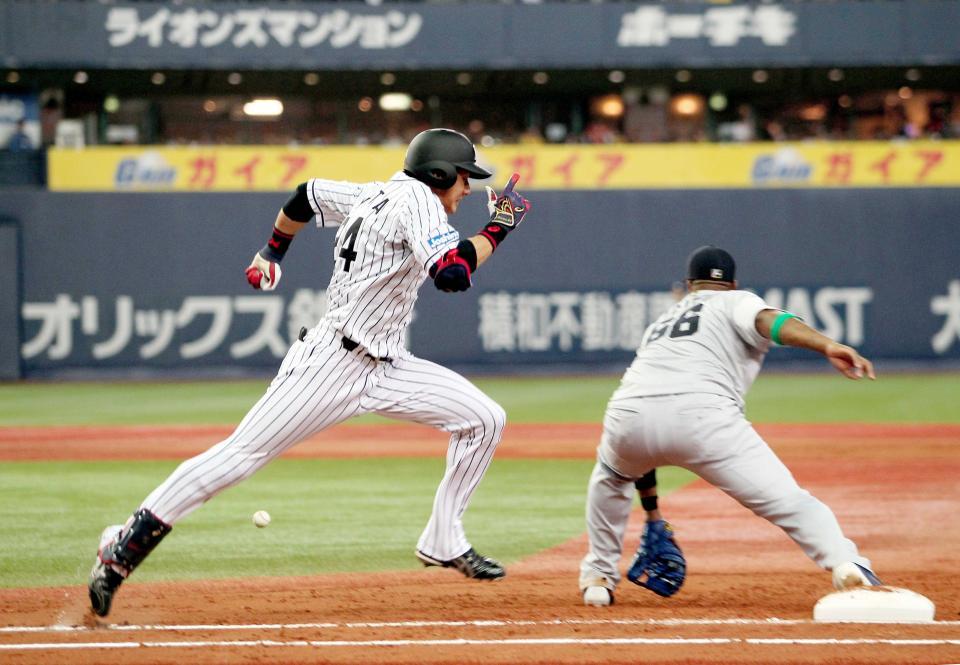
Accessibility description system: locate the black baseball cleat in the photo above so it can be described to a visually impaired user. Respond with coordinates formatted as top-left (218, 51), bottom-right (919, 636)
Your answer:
top-left (88, 524), bottom-right (127, 617)
top-left (88, 558), bottom-right (125, 617)
top-left (87, 511), bottom-right (172, 617)
top-left (416, 547), bottom-right (506, 580)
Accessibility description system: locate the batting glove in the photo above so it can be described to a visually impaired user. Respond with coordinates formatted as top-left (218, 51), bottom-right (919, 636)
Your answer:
top-left (245, 252), bottom-right (282, 291)
top-left (626, 520), bottom-right (686, 598)
top-left (484, 173), bottom-right (531, 229)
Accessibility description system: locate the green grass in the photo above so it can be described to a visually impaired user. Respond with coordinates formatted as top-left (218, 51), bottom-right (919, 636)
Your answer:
top-left (0, 458), bottom-right (695, 588)
top-left (744, 372), bottom-right (960, 423)
top-left (1, 372), bottom-right (955, 588)
top-left (1, 372), bottom-right (958, 426)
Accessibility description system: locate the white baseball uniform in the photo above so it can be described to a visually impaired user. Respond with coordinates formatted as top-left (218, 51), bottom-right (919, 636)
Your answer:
top-left (143, 171), bottom-right (506, 562)
top-left (580, 288), bottom-right (870, 588)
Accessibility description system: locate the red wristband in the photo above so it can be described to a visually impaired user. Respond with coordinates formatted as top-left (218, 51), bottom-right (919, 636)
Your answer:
top-left (479, 223), bottom-right (510, 249)
top-left (260, 227), bottom-right (294, 262)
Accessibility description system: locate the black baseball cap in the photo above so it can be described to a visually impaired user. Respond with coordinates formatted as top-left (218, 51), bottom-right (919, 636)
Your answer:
top-left (687, 246), bottom-right (736, 282)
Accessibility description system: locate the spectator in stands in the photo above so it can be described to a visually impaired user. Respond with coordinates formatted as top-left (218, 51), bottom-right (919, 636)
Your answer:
top-left (519, 125), bottom-right (545, 144)
top-left (762, 119), bottom-right (788, 142)
top-left (583, 119), bottom-right (618, 144)
top-left (925, 104), bottom-right (953, 139)
top-left (4, 119), bottom-right (33, 151)
top-left (718, 104), bottom-right (756, 142)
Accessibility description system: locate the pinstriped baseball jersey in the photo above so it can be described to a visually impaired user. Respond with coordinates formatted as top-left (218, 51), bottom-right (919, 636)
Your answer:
top-left (306, 172), bottom-right (459, 359)
top-left (90, 131), bottom-right (511, 619)
top-left (611, 290), bottom-right (772, 409)
top-left (138, 168), bottom-right (507, 565)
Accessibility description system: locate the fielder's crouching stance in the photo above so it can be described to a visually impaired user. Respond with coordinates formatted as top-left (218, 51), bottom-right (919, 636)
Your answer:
top-left (580, 246), bottom-right (882, 607)
top-left (88, 129), bottom-right (532, 617)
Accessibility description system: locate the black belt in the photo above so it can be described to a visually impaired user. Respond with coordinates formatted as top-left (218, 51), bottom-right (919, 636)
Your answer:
top-left (341, 335), bottom-right (392, 363)
top-left (298, 327), bottom-right (391, 362)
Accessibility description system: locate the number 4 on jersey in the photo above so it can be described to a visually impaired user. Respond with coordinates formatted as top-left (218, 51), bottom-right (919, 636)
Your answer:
top-left (339, 217), bottom-right (363, 272)
top-left (338, 196), bottom-right (389, 272)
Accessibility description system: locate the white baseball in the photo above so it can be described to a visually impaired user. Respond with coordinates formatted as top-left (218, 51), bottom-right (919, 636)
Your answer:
top-left (252, 510), bottom-right (271, 528)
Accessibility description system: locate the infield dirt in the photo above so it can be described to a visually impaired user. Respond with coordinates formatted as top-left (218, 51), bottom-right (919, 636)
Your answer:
top-left (1, 423), bottom-right (958, 664)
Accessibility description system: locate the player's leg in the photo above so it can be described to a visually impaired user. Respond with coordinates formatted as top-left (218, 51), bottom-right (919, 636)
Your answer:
top-left (579, 455), bottom-right (636, 603)
top-left (680, 394), bottom-right (872, 575)
top-left (365, 354), bottom-right (506, 577)
top-left (584, 402), bottom-right (682, 603)
top-left (144, 332), bottom-right (373, 523)
top-left (90, 328), bottom-right (375, 616)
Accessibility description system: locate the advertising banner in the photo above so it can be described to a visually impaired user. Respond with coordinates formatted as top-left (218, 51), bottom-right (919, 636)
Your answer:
top-left (4, 2), bottom-right (959, 70)
top-left (48, 141), bottom-right (960, 192)
top-left (2, 187), bottom-right (958, 377)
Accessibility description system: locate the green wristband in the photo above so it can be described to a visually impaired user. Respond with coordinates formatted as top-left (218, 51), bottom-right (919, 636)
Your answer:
top-left (770, 312), bottom-right (797, 346)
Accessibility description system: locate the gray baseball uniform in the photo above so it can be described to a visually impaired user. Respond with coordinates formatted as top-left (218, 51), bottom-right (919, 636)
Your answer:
top-left (580, 288), bottom-right (871, 589)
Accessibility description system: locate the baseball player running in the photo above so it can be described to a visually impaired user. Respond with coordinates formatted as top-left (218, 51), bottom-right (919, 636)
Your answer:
top-left (88, 128), bottom-right (532, 617)
top-left (580, 246), bottom-right (882, 607)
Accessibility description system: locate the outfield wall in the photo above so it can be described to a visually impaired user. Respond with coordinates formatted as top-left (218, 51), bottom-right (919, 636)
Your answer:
top-left (1, 185), bottom-right (958, 378)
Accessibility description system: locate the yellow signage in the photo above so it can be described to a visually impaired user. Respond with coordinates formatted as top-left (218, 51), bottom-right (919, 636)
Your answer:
top-left (47, 141), bottom-right (960, 191)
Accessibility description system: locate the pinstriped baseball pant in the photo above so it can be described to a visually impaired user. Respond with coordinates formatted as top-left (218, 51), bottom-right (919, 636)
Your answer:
top-left (142, 324), bottom-right (506, 562)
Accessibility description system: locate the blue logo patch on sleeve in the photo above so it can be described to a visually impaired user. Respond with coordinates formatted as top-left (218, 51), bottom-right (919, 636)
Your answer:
top-left (427, 230), bottom-right (459, 247)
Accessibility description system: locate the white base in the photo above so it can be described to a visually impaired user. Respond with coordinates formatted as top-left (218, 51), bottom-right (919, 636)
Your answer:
top-left (814, 586), bottom-right (935, 623)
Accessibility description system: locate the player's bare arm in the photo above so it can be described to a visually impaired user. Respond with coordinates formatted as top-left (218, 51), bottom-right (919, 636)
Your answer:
top-left (755, 309), bottom-right (876, 380)
top-left (429, 172), bottom-right (531, 293)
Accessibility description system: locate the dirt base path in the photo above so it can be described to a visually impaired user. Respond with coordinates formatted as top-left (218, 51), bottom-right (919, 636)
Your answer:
top-left (1, 423), bottom-right (959, 664)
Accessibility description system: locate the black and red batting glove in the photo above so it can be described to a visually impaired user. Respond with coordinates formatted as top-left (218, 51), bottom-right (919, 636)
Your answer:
top-left (481, 172), bottom-right (531, 249)
top-left (246, 226), bottom-right (293, 290)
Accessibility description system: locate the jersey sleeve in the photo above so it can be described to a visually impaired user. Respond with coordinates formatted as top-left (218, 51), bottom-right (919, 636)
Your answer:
top-left (729, 291), bottom-right (773, 349)
top-left (305, 178), bottom-right (363, 228)
top-left (403, 185), bottom-right (460, 269)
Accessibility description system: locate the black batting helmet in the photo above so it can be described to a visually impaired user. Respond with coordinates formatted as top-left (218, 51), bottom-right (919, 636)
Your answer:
top-left (403, 128), bottom-right (492, 190)
top-left (687, 246), bottom-right (736, 283)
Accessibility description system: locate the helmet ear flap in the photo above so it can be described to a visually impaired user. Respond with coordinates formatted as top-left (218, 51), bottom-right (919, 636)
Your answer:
top-left (420, 161), bottom-right (458, 190)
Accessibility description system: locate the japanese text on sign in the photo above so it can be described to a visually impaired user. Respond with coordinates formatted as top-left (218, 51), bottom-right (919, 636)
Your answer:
top-left (22, 290), bottom-right (327, 361)
top-left (478, 286), bottom-right (885, 353)
top-left (106, 7), bottom-right (422, 50)
top-left (48, 142), bottom-right (960, 192)
top-left (618, 5), bottom-right (796, 48)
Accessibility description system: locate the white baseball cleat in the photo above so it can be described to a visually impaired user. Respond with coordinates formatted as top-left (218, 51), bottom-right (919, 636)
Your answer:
top-left (98, 525), bottom-right (123, 552)
top-left (583, 585), bottom-right (614, 607)
top-left (832, 561), bottom-right (883, 590)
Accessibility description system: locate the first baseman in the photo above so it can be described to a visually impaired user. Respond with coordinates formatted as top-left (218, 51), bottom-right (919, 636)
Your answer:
top-left (580, 246), bottom-right (882, 606)
top-left (88, 128), bottom-right (532, 617)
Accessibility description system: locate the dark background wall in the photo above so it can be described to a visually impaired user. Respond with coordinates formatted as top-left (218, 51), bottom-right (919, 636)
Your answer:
top-left (0, 218), bottom-right (21, 379)
top-left (2, 188), bottom-right (957, 378)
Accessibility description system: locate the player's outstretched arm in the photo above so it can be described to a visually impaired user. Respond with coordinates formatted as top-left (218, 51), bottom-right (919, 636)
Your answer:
top-left (245, 184), bottom-right (312, 291)
top-left (755, 309), bottom-right (876, 380)
top-left (430, 173), bottom-right (532, 292)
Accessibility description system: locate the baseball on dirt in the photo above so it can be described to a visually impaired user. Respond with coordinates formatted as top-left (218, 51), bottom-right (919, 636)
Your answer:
top-left (252, 510), bottom-right (271, 528)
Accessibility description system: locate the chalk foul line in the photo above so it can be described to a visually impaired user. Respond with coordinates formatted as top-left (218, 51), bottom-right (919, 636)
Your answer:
top-left (3, 617), bottom-right (960, 634)
top-left (3, 637), bottom-right (960, 651)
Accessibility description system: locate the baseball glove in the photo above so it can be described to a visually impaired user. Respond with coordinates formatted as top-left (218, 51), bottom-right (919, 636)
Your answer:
top-left (626, 520), bottom-right (686, 598)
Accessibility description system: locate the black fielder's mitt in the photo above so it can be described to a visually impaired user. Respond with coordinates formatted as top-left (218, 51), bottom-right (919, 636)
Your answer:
top-left (626, 520), bottom-right (686, 598)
